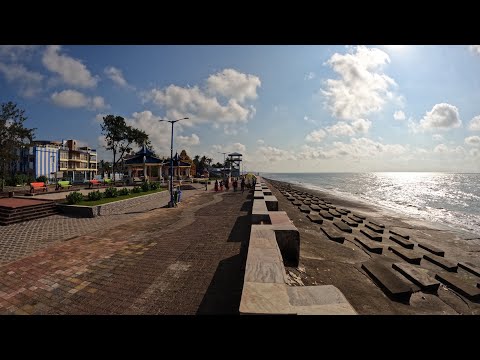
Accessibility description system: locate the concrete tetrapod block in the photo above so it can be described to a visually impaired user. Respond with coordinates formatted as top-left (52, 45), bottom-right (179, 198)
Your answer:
top-left (423, 254), bottom-right (458, 272)
top-left (355, 237), bottom-right (383, 254)
top-left (329, 209), bottom-right (342, 218)
top-left (319, 210), bottom-right (334, 220)
top-left (361, 260), bottom-right (414, 302)
top-left (287, 285), bottom-right (357, 315)
top-left (388, 246), bottom-right (422, 265)
top-left (342, 218), bottom-right (358, 227)
top-left (333, 220), bottom-right (352, 233)
top-left (360, 228), bottom-right (382, 242)
top-left (263, 195), bottom-right (279, 211)
top-left (392, 263), bottom-right (440, 293)
top-left (418, 243), bottom-right (445, 257)
top-left (365, 223), bottom-right (384, 234)
top-left (434, 273), bottom-right (480, 302)
top-left (389, 235), bottom-right (414, 249)
top-left (320, 226), bottom-right (345, 243)
top-left (299, 205), bottom-right (311, 213)
top-left (307, 213), bottom-right (323, 224)
top-left (390, 229), bottom-right (410, 240)
top-left (458, 262), bottom-right (480, 278)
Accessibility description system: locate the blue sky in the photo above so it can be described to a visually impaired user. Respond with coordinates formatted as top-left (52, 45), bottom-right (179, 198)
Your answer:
top-left (1, 45), bottom-right (480, 172)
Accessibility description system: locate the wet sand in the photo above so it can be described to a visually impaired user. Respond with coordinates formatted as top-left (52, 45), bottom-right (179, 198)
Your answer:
top-left (265, 178), bottom-right (480, 315)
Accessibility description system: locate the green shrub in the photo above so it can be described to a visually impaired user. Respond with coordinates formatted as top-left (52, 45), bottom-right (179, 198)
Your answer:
top-left (104, 187), bottom-right (118, 198)
top-left (66, 191), bottom-right (84, 204)
top-left (149, 182), bottom-right (159, 190)
top-left (132, 186), bottom-right (142, 193)
top-left (118, 188), bottom-right (130, 196)
top-left (141, 182), bottom-right (150, 192)
top-left (36, 175), bottom-right (48, 183)
top-left (87, 190), bottom-right (103, 201)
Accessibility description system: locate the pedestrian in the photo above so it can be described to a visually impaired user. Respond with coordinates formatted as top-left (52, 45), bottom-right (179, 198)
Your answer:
top-left (220, 180), bottom-right (224, 191)
top-left (173, 187), bottom-right (179, 207)
top-left (225, 178), bottom-right (229, 191)
top-left (241, 177), bottom-right (245, 193)
top-left (205, 179), bottom-right (208, 191)
top-left (233, 179), bottom-right (238, 192)
top-left (214, 179), bottom-right (219, 192)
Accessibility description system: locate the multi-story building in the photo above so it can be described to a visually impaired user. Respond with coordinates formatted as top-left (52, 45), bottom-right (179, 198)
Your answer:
top-left (17, 139), bottom-right (97, 183)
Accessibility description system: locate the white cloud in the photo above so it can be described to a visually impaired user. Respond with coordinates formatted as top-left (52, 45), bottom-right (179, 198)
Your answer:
top-left (42, 45), bottom-right (98, 88)
top-left (304, 72), bottom-right (316, 80)
top-left (417, 103), bottom-right (461, 131)
top-left (0, 45), bottom-right (39, 62)
top-left (325, 119), bottom-right (371, 137)
top-left (394, 110), bottom-right (406, 121)
top-left (305, 129), bottom-right (327, 142)
top-left (432, 134), bottom-right (444, 141)
top-left (232, 142), bottom-right (246, 152)
top-left (258, 146), bottom-right (297, 162)
top-left (465, 136), bottom-right (480, 147)
top-left (322, 45), bottom-right (397, 120)
top-left (469, 45), bottom-right (480, 55)
top-left (0, 62), bottom-right (43, 97)
top-left (257, 139), bottom-right (264, 145)
top-left (468, 115), bottom-right (480, 131)
top-left (206, 68), bottom-right (261, 103)
top-left (177, 133), bottom-right (200, 146)
top-left (125, 110), bottom-right (171, 155)
top-left (434, 143), bottom-right (466, 156)
top-left (470, 148), bottom-right (480, 157)
top-left (51, 90), bottom-right (109, 110)
top-left (104, 66), bottom-right (132, 88)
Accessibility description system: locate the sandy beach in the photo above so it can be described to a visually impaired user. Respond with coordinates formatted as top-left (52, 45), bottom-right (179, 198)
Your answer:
top-left (265, 178), bottom-right (480, 315)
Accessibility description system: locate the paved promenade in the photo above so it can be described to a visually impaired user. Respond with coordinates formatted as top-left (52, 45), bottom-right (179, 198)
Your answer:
top-left (0, 187), bottom-right (251, 314)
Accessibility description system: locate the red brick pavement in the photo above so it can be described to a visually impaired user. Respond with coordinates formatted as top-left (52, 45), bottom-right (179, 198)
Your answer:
top-left (0, 190), bottom-right (251, 315)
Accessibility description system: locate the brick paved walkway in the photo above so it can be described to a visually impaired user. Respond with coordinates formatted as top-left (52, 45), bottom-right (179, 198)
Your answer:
top-left (0, 189), bottom-right (251, 314)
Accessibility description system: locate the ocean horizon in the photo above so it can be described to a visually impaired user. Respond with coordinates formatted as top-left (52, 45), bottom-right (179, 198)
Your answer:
top-left (262, 172), bottom-right (480, 236)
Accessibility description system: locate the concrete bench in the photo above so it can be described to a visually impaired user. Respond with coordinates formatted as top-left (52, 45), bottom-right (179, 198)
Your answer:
top-left (392, 263), bottom-right (440, 293)
top-left (361, 260), bottom-right (414, 302)
top-left (252, 199), bottom-right (269, 224)
top-left (389, 235), bottom-right (414, 249)
top-left (30, 182), bottom-right (48, 194)
top-left (418, 243), bottom-right (445, 257)
top-left (435, 273), bottom-right (480, 302)
top-left (388, 246), bottom-right (422, 265)
top-left (262, 189), bottom-right (272, 196)
top-left (254, 191), bottom-right (264, 199)
top-left (423, 254), bottom-right (458, 272)
top-left (355, 237), bottom-right (383, 254)
top-left (263, 195), bottom-right (278, 211)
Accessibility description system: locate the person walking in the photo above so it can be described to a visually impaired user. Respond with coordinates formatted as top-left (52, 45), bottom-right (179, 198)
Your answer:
top-left (241, 177), bottom-right (245, 193)
top-left (220, 180), bottom-right (224, 191)
top-left (214, 179), bottom-right (219, 192)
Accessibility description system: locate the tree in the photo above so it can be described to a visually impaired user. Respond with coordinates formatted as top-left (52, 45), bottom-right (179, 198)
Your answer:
top-left (101, 115), bottom-right (150, 181)
top-left (0, 102), bottom-right (35, 191)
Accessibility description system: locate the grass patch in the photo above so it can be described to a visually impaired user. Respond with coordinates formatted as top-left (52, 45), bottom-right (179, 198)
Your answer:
top-left (77, 188), bottom-right (166, 206)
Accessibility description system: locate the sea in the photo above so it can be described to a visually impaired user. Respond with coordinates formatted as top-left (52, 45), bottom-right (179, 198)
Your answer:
top-left (262, 172), bottom-right (480, 236)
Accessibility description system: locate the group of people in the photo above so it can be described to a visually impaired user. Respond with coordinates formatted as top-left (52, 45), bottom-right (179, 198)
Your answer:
top-left (214, 177), bottom-right (246, 193)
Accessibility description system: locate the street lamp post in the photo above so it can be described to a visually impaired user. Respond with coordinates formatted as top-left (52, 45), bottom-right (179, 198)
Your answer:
top-left (159, 117), bottom-right (189, 207)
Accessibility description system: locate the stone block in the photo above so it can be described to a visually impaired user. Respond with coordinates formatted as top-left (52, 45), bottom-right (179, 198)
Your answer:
top-left (435, 273), bottom-right (480, 302)
top-left (418, 243), bottom-right (445, 257)
top-left (355, 237), bottom-right (383, 254)
top-left (321, 227), bottom-right (345, 243)
top-left (333, 220), bottom-right (352, 233)
top-left (388, 246), bottom-right (422, 265)
top-left (307, 213), bottom-right (323, 224)
top-left (389, 235), bottom-right (414, 249)
top-left (360, 228), bottom-right (382, 241)
top-left (423, 254), bottom-right (458, 272)
top-left (392, 263), bottom-right (440, 293)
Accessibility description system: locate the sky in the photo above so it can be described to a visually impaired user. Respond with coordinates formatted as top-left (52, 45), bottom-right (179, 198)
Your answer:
top-left (1, 45), bottom-right (480, 173)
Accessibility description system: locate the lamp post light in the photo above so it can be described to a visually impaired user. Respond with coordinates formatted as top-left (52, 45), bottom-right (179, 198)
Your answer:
top-left (159, 117), bottom-right (189, 207)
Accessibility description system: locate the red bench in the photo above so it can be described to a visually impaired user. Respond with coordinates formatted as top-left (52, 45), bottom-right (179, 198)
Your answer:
top-left (89, 179), bottom-right (101, 188)
top-left (30, 182), bottom-right (48, 194)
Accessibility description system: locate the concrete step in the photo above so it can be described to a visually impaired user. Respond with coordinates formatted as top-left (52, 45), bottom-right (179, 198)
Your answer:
top-left (458, 262), bottom-right (480, 278)
top-left (423, 254), bottom-right (458, 272)
top-left (365, 223), bottom-right (384, 234)
top-left (341, 218), bottom-right (358, 227)
top-left (320, 227), bottom-right (345, 244)
top-left (388, 246), bottom-right (422, 265)
top-left (392, 263), bottom-right (440, 293)
top-left (361, 260), bottom-right (414, 302)
top-left (333, 220), bottom-right (352, 233)
top-left (360, 228), bottom-right (382, 241)
top-left (389, 235), bottom-right (414, 249)
top-left (390, 229), bottom-right (410, 240)
top-left (418, 243), bottom-right (445, 257)
top-left (307, 213), bottom-right (323, 224)
top-left (355, 237), bottom-right (383, 254)
top-left (435, 273), bottom-right (480, 302)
